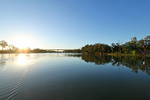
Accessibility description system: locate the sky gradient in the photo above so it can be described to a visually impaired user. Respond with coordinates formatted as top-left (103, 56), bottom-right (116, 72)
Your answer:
top-left (0, 0), bottom-right (150, 49)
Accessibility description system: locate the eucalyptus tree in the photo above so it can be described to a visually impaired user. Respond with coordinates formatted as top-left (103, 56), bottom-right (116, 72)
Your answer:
top-left (144, 36), bottom-right (150, 53)
top-left (121, 44), bottom-right (127, 54)
top-left (8, 45), bottom-right (17, 52)
top-left (131, 37), bottom-right (137, 51)
top-left (115, 43), bottom-right (123, 54)
top-left (94, 43), bottom-right (101, 52)
top-left (0, 40), bottom-right (8, 52)
top-left (137, 36), bottom-right (150, 54)
top-left (111, 43), bottom-right (115, 53)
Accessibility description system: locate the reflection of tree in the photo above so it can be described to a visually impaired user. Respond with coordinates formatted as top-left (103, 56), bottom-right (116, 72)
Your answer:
top-left (81, 54), bottom-right (112, 65)
top-left (80, 54), bottom-right (150, 75)
top-left (0, 60), bottom-right (6, 69)
top-left (111, 56), bottom-right (150, 75)
top-left (66, 54), bottom-right (81, 58)
top-left (0, 54), bottom-right (4, 59)
top-left (0, 61), bottom-right (5, 65)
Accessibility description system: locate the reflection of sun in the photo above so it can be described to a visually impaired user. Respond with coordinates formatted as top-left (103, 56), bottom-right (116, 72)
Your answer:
top-left (17, 54), bottom-right (27, 65)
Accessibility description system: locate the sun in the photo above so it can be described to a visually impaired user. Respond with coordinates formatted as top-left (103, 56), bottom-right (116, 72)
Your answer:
top-left (11, 35), bottom-right (38, 49)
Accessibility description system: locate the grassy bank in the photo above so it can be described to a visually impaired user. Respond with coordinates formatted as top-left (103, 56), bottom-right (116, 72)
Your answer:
top-left (106, 53), bottom-right (150, 57)
top-left (82, 52), bottom-right (150, 57)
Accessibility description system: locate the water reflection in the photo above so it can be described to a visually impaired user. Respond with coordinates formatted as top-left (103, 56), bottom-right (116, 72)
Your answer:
top-left (17, 54), bottom-right (28, 65)
top-left (68, 54), bottom-right (150, 75)
top-left (0, 53), bottom-right (150, 100)
top-left (81, 54), bottom-right (112, 65)
top-left (0, 61), bottom-right (5, 65)
top-left (111, 56), bottom-right (150, 75)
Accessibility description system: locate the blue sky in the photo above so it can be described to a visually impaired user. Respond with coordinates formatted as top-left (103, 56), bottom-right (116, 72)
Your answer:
top-left (0, 0), bottom-right (150, 49)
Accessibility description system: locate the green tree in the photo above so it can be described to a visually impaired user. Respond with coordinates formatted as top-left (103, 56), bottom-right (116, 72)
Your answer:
top-left (137, 36), bottom-right (150, 54)
top-left (131, 37), bottom-right (137, 49)
top-left (144, 36), bottom-right (150, 53)
top-left (0, 40), bottom-right (8, 52)
top-left (111, 43), bottom-right (115, 53)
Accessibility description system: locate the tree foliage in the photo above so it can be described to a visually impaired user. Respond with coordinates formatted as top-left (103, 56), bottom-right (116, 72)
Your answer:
top-left (81, 36), bottom-right (150, 55)
top-left (0, 40), bottom-right (8, 51)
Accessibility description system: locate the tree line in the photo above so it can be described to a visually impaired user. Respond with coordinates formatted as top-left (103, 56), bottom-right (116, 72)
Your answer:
top-left (1, 35), bottom-right (150, 54)
top-left (0, 40), bottom-right (17, 53)
top-left (0, 40), bottom-right (56, 53)
top-left (81, 36), bottom-right (150, 55)
top-left (63, 49), bottom-right (81, 53)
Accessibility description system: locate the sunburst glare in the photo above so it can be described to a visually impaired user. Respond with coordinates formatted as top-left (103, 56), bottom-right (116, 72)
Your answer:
top-left (9, 35), bottom-right (38, 49)
top-left (17, 54), bottom-right (28, 65)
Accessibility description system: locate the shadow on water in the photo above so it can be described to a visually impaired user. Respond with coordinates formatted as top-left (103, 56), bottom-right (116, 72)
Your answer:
top-left (67, 54), bottom-right (150, 75)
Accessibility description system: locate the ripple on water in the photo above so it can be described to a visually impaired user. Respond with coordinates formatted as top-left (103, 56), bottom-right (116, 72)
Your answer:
top-left (0, 71), bottom-right (27, 100)
top-left (0, 80), bottom-right (23, 100)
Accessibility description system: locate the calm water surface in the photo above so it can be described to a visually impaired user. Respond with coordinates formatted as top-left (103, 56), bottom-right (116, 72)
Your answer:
top-left (0, 53), bottom-right (150, 100)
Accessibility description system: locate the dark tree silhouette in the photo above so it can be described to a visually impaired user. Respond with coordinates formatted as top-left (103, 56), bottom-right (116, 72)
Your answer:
top-left (0, 40), bottom-right (8, 52)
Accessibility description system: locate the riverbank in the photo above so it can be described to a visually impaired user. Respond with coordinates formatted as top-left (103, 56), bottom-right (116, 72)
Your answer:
top-left (0, 52), bottom-right (150, 57)
top-left (82, 52), bottom-right (150, 57)
top-left (106, 53), bottom-right (150, 57)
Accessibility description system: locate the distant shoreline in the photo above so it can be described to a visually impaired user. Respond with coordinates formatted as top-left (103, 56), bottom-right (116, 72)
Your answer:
top-left (82, 52), bottom-right (150, 57)
top-left (107, 53), bottom-right (150, 57)
top-left (0, 52), bottom-right (150, 57)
